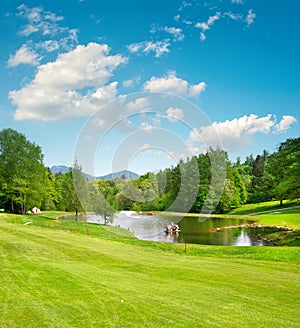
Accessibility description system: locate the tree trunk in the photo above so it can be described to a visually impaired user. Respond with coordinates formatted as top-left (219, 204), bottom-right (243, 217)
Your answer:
top-left (85, 212), bottom-right (89, 235)
top-left (20, 193), bottom-right (25, 215)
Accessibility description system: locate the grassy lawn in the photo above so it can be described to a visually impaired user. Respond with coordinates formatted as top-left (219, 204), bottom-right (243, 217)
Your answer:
top-left (250, 208), bottom-right (300, 229)
top-left (228, 200), bottom-right (299, 216)
top-left (0, 212), bottom-right (299, 327)
top-left (228, 200), bottom-right (300, 228)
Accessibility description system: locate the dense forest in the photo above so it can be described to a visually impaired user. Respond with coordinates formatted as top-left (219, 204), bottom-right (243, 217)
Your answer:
top-left (0, 128), bottom-right (299, 216)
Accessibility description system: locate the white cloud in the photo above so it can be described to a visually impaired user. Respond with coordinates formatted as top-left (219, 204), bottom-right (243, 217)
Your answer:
top-left (143, 71), bottom-right (206, 98)
top-left (200, 32), bottom-right (206, 41)
top-left (195, 22), bottom-right (209, 31)
top-left (7, 44), bottom-right (40, 67)
top-left (90, 14), bottom-right (101, 25)
top-left (231, 0), bottom-right (244, 4)
top-left (122, 79), bottom-right (134, 88)
top-left (189, 82), bottom-right (207, 96)
top-left (136, 144), bottom-right (151, 151)
top-left (162, 26), bottom-right (185, 41)
top-left (207, 13), bottom-right (221, 26)
top-left (127, 40), bottom-right (171, 58)
top-left (9, 43), bottom-right (126, 121)
top-left (274, 115), bottom-right (297, 133)
top-left (246, 9), bottom-right (256, 27)
top-left (15, 4), bottom-right (78, 52)
top-left (124, 97), bottom-right (150, 113)
top-left (37, 40), bottom-right (60, 52)
top-left (179, 1), bottom-right (192, 12)
top-left (195, 12), bottom-right (221, 40)
top-left (225, 12), bottom-right (243, 21)
top-left (188, 114), bottom-right (296, 153)
top-left (17, 4), bottom-right (64, 36)
top-left (195, 13), bottom-right (221, 31)
top-left (166, 107), bottom-right (184, 121)
top-left (140, 122), bottom-right (153, 132)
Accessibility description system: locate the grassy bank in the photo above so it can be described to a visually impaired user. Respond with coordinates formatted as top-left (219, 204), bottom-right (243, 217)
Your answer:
top-left (0, 212), bottom-right (300, 327)
top-left (235, 206), bottom-right (300, 229)
top-left (228, 201), bottom-right (300, 246)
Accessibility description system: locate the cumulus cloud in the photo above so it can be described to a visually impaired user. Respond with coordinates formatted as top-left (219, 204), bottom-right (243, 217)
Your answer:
top-left (273, 115), bottom-right (297, 133)
top-left (166, 107), bottom-right (184, 121)
top-left (231, 0), bottom-right (244, 4)
top-left (127, 40), bottom-right (171, 58)
top-left (188, 114), bottom-right (297, 153)
top-left (9, 43), bottom-right (126, 121)
top-left (7, 44), bottom-right (40, 67)
top-left (124, 97), bottom-right (150, 113)
top-left (143, 71), bottom-right (206, 98)
top-left (122, 79), bottom-right (134, 88)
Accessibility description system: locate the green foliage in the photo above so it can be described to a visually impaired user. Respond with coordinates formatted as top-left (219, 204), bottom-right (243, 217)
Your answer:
top-left (232, 138), bottom-right (300, 206)
top-left (0, 128), bottom-right (47, 214)
top-left (267, 138), bottom-right (300, 203)
top-left (89, 179), bottom-right (117, 224)
top-left (0, 128), bottom-right (298, 217)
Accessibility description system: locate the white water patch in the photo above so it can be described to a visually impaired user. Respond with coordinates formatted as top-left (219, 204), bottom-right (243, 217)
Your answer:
top-left (232, 228), bottom-right (264, 246)
top-left (117, 211), bottom-right (138, 219)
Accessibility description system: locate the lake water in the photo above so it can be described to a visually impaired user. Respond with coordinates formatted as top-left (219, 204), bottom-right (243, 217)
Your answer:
top-left (88, 211), bottom-right (269, 246)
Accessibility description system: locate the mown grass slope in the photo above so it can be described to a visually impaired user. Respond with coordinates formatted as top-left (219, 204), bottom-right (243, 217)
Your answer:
top-left (0, 213), bottom-right (299, 328)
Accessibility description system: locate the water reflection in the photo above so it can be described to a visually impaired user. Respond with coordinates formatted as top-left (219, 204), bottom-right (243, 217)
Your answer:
top-left (88, 211), bottom-right (268, 246)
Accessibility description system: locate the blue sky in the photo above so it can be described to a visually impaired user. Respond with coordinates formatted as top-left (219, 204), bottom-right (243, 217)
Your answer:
top-left (0, 0), bottom-right (299, 176)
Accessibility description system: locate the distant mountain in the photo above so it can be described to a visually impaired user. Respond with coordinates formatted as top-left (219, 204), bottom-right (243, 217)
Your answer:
top-left (49, 166), bottom-right (139, 180)
top-left (97, 170), bottom-right (139, 180)
top-left (49, 165), bottom-right (70, 175)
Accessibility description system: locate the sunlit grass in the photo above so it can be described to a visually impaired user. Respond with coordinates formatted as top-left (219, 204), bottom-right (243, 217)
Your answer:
top-left (0, 212), bottom-right (299, 327)
top-left (228, 200), bottom-right (299, 215)
top-left (228, 200), bottom-right (300, 228)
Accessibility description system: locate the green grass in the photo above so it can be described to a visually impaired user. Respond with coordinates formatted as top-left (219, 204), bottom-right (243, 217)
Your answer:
top-left (228, 200), bottom-right (299, 216)
top-left (228, 201), bottom-right (300, 228)
top-left (0, 212), bottom-right (300, 327)
top-left (251, 208), bottom-right (300, 229)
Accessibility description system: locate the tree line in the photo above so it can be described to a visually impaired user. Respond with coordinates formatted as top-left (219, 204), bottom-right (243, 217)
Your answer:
top-left (0, 128), bottom-right (299, 216)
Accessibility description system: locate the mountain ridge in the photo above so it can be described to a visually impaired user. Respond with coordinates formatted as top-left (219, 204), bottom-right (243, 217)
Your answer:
top-left (49, 165), bottom-right (139, 180)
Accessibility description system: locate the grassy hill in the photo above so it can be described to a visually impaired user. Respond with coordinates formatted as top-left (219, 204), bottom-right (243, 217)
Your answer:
top-left (0, 212), bottom-right (299, 327)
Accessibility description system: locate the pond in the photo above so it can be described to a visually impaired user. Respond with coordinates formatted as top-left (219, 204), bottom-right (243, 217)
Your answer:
top-left (88, 211), bottom-right (271, 246)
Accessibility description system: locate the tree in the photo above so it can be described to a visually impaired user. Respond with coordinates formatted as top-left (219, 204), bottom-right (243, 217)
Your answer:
top-left (267, 138), bottom-right (300, 204)
top-left (0, 128), bottom-right (47, 214)
top-left (92, 180), bottom-right (116, 225)
top-left (72, 160), bottom-right (89, 221)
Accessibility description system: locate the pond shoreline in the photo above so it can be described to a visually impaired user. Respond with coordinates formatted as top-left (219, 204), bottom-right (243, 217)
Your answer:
top-left (139, 211), bottom-right (300, 246)
top-left (211, 224), bottom-right (293, 246)
top-left (61, 211), bottom-right (299, 246)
